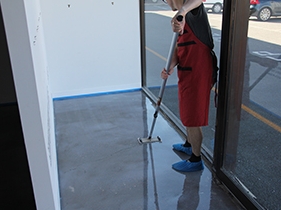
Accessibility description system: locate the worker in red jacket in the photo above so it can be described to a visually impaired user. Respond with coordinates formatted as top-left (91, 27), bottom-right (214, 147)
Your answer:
top-left (161, 0), bottom-right (217, 172)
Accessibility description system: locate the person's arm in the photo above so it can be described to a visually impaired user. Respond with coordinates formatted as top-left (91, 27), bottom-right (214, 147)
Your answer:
top-left (179, 0), bottom-right (202, 16)
top-left (161, 46), bottom-right (178, 79)
top-left (172, 0), bottom-right (202, 34)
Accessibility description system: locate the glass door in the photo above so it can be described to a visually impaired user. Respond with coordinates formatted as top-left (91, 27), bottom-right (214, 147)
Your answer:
top-left (214, 0), bottom-right (281, 209)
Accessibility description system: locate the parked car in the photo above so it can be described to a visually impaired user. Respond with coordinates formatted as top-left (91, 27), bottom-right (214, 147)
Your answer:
top-left (203, 0), bottom-right (223, 13)
top-left (250, 0), bottom-right (281, 21)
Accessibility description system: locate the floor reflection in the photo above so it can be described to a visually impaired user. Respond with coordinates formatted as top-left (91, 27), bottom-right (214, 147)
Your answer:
top-left (177, 171), bottom-right (203, 210)
top-left (54, 91), bottom-right (242, 209)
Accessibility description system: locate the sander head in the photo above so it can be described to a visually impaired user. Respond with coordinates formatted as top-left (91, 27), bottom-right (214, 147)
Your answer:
top-left (137, 136), bottom-right (162, 145)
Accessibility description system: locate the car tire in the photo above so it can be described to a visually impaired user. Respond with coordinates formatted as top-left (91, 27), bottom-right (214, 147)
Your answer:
top-left (257, 7), bottom-right (271, 21)
top-left (212, 3), bottom-right (222, 13)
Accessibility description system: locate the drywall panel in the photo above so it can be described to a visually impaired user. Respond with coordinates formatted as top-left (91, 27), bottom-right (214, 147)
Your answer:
top-left (40, 0), bottom-right (142, 98)
top-left (0, 0), bottom-right (60, 209)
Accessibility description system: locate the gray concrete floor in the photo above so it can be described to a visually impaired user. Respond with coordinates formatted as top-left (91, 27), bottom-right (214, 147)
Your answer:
top-left (54, 90), bottom-right (243, 210)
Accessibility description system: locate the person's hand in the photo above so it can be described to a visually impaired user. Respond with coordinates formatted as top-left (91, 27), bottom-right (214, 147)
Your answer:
top-left (171, 13), bottom-right (185, 35)
top-left (161, 68), bottom-right (174, 79)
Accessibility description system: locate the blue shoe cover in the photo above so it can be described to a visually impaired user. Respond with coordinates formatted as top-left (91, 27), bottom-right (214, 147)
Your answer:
top-left (172, 160), bottom-right (204, 172)
top-left (172, 143), bottom-right (192, 155)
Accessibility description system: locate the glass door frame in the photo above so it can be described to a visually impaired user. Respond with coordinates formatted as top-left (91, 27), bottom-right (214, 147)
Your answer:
top-left (213, 0), bottom-right (264, 209)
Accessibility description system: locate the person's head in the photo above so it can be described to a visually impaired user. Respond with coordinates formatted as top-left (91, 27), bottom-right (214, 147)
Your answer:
top-left (163, 0), bottom-right (184, 11)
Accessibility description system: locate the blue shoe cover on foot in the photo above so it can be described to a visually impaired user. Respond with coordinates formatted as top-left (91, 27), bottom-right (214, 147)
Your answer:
top-left (172, 143), bottom-right (192, 155)
top-left (172, 160), bottom-right (204, 172)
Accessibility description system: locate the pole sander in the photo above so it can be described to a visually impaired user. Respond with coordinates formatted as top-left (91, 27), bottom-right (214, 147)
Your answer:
top-left (138, 15), bottom-right (183, 145)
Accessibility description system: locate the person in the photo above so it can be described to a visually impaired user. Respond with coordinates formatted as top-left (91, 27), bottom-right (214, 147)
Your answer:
top-left (161, 0), bottom-right (217, 172)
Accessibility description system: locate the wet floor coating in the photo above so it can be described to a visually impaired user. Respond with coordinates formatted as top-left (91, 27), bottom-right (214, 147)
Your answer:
top-left (54, 90), bottom-right (243, 210)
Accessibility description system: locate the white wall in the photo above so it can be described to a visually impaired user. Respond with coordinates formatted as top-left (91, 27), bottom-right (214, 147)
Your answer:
top-left (1, 0), bottom-right (141, 209)
top-left (40, 0), bottom-right (142, 98)
top-left (0, 0), bottom-right (60, 209)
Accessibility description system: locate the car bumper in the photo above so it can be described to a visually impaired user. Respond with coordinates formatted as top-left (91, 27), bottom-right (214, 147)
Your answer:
top-left (203, 3), bottom-right (213, 9)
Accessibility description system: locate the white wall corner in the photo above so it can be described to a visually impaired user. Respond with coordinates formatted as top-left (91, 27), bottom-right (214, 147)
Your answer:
top-left (0, 0), bottom-right (60, 209)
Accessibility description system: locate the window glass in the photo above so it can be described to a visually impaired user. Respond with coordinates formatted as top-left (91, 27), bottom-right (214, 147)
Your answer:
top-left (223, 8), bottom-right (281, 209)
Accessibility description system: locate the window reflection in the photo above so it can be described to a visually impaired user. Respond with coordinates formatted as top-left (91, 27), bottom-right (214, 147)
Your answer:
top-left (224, 15), bottom-right (281, 210)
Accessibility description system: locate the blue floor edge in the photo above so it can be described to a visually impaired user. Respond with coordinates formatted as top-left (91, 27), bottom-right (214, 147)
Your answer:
top-left (53, 88), bottom-right (142, 101)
